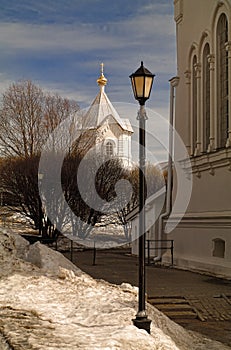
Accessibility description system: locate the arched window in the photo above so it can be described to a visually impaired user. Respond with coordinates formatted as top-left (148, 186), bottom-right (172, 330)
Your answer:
top-left (212, 238), bottom-right (225, 258)
top-left (105, 141), bottom-right (114, 156)
top-left (217, 14), bottom-right (229, 148)
top-left (192, 55), bottom-right (197, 153)
top-left (203, 44), bottom-right (210, 152)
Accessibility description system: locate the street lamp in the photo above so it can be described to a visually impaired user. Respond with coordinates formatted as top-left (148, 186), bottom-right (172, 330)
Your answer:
top-left (130, 61), bottom-right (155, 334)
top-left (38, 173), bottom-right (44, 236)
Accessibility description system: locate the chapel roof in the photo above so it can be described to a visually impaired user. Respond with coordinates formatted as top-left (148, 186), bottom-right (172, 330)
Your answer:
top-left (82, 63), bottom-right (133, 133)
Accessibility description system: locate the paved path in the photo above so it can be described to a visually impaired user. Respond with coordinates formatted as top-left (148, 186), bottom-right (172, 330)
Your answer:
top-left (63, 247), bottom-right (231, 348)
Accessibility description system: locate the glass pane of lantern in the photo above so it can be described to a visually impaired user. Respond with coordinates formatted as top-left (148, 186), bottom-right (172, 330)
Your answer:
top-left (144, 76), bottom-right (153, 98)
top-left (134, 76), bottom-right (144, 98)
top-left (131, 78), bottom-right (137, 98)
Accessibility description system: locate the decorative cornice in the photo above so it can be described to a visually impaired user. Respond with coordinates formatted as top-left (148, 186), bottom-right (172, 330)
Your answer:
top-left (194, 63), bottom-right (201, 79)
top-left (209, 165), bottom-right (215, 176)
top-left (169, 76), bottom-right (180, 88)
top-left (165, 212), bottom-right (231, 229)
top-left (229, 160), bottom-right (231, 171)
top-left (184, 70), bottom-right (191, 84)
top-left (201, 31), bottom-right (208, 40)
top-left (225, 41), bottom-right (231, 51)
top-left (174, 0), bottom-right (183, 24)
top-left (218, 1), bottom-right (224, 8)
top-left (225, 41), bottom-right (231, 59)
top-left (207, 54), bottom-right (215, 71)
top-left (179, 148), bottom-right (231, 176)
top-left (175, 13), bottom-right (183, 24)
top-left (195, 168), bottom-right (201, 178)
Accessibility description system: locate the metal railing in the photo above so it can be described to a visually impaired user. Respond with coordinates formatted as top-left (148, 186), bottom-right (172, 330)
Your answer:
top-left (146, 239), bottom-right (174, 266)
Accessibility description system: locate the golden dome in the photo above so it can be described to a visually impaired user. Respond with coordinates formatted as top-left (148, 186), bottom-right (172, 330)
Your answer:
top-left (97, 62), bottom-right (107, 86)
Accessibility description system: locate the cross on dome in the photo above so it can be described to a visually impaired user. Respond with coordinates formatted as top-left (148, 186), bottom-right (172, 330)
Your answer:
top-left (97, 62), bottom-right (108, 88)
top-left (100, 62), bottom-right (104, 75)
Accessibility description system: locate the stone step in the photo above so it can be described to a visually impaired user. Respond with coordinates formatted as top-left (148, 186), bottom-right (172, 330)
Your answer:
top-left (164, 310), bottom-right (198, 320)
top-left (148, 296), bottom-right (199, 320)
top-left (156, 303), bottom-right (193, 312)
top-left (149, 297), bottom-right (187, 305)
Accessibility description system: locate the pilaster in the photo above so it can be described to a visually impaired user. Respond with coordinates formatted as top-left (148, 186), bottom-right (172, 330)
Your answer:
top-left (225, 41), bottom-right (231, 147)
top-left (184, 70), bottom-right (191, 153)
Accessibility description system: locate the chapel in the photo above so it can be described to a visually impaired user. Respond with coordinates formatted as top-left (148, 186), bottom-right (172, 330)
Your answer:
top-left (81, 64), bottom-right (133, 166)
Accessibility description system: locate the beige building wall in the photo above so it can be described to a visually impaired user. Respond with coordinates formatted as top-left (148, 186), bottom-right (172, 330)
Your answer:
top-left (163, 0), bottom-right (231, 278)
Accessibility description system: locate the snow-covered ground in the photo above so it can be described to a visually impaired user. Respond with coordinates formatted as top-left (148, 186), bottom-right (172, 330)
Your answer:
top-left (0, 228), bottom-right (230, 350)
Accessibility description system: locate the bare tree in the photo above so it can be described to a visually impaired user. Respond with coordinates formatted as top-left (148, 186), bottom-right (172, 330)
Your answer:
top-left (61, 154), bottom-right (127, 239)
top-left (0, 155), bottom-right (41, 227)
top-left (43, 94), bottom-right (78, 133)
top-left (0, 148), bottom-right (129, 241)
top-left (0, 81), bottom-right (43, 157)
top-left (0, 80), bottom-right (79, 239)
top-left (0, 80), bottom-right (79, 157)
top-left (0, 154), bottom-right (67, 240)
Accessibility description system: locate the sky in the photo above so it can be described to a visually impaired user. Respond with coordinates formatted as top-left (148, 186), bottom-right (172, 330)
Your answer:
top-left (0, 0), bottom-right (176, 112)
top-left (0, 0), bottom-right (176, 162)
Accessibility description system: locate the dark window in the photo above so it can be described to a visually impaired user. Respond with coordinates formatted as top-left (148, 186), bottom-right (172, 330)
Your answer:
top-left (203, 44), bottom-right (210, 151)
top-left (212, 238), bottom-right (225, 258)
top-left (217, 14), bottom-right (229, 147)
top-left (192, 55), bottom-right (197, 153)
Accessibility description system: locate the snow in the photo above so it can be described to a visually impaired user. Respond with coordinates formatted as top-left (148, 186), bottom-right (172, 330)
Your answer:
top-left (0, 229), bottom-right (230, 350)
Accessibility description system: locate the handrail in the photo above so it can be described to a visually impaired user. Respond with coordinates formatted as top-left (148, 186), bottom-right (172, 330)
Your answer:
top-left (146, 239), bottom-right (174, 266)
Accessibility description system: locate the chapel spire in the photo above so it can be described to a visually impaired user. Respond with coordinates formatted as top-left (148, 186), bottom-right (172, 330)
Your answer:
top-left (97, 62), bottom-right (108, 90)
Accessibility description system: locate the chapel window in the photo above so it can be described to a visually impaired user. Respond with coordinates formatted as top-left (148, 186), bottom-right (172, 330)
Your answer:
top-left (203, 43), bottom-right (210, 152)
top-left (105, 141), bottom-right (114, 156)
top-left (217, 14), bottom-right (229, 148)
top-left (192, 55), bottom-right (197, 153)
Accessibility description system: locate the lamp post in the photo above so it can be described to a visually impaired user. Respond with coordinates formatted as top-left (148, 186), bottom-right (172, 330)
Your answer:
top-left (130, 61), bottom-right (155, 334)
top-left (38, 173), bottom-right (44, 236)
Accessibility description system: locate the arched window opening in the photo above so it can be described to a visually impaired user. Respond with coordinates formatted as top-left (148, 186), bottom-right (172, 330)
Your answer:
top-left (203, 44), bottom-right (210, 152)
top-left (212, 238), bottom-right (225, 258)
top-left (105, 141), bottom-right (114, 156)
top-left (192, 55), bottom-right (197, 153)
top-left (217, 14), bottom-right (229, 148)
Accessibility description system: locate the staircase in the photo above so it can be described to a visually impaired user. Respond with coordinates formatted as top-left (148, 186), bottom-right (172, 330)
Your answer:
top-left (148, 296), bottom-right (202, 321)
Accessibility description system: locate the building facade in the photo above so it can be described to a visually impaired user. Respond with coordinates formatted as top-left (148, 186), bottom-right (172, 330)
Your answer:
top-left (163, 0), bottom-right (231, 278)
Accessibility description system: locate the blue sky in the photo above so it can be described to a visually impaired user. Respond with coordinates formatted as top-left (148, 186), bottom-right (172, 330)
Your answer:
top-left (0, 0), bottom-right (176, 116)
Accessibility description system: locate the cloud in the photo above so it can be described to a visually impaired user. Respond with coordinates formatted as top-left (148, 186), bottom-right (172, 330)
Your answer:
top-left (0, 11), bottom-right (175, 53)
top-left (0, 0), bottom-right (176, 118)
top-left (0, 0), bottom-right (173, 25)
top-left (0, 22), bottom-right (118, 52)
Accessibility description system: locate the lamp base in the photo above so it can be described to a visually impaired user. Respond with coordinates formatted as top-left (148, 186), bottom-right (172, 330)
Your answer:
top-left (132, 316), bottom-right (151, 334)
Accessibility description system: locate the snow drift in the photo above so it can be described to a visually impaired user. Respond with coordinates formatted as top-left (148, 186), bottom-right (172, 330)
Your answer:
top-left (0, 229), bottom-right (229, 350)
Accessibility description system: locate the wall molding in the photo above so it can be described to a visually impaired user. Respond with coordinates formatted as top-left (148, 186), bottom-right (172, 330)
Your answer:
top-left (165, 212), bottom-right (231, 229)
top-left (180, 148), bottom-right (231, 175)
